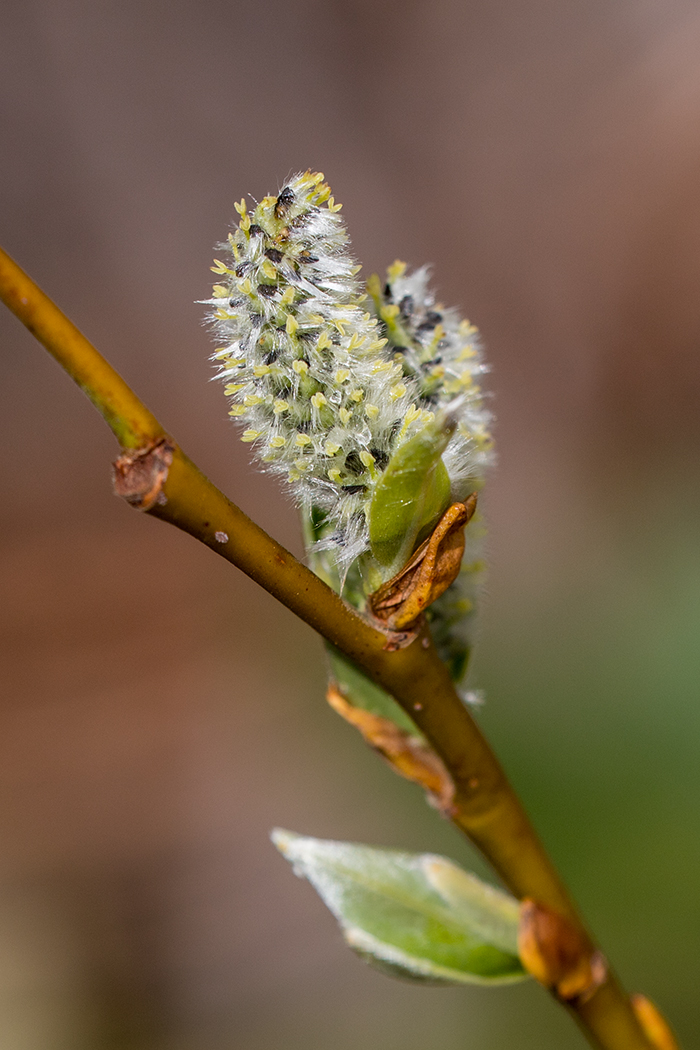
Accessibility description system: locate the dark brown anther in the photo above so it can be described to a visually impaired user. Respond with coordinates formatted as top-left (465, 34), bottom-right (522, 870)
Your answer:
top-left (112, 436), bottom-right (174, 511)
top-left (274, 186), bottom-right (295, 219)
top-left (518, 900), bottom-right (607, 1004)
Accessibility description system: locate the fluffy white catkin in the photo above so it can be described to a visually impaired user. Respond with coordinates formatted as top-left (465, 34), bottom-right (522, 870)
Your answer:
top-left (205, 172), bottom-right (493, 644)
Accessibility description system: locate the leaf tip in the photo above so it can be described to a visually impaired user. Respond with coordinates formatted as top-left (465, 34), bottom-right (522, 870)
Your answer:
top-left (270, 827), bottom-right (297, 857)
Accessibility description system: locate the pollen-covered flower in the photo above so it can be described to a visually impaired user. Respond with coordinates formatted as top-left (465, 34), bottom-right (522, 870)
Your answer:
top-left (205, 171), bottom-right (428, 576)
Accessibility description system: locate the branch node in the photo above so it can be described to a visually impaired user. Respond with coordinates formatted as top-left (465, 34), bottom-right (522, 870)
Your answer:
top-left (112, 437), bottom-right (175, 511)
top-left (518, 899), bottom-right (607, 1004)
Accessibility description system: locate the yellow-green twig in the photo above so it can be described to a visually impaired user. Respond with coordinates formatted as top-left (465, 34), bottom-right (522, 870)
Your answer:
top-left (0, 245), bottom-right (664, 1050)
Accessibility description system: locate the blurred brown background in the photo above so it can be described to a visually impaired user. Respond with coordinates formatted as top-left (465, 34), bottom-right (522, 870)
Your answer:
top-left (1, 1), bottom-right (700, 1047)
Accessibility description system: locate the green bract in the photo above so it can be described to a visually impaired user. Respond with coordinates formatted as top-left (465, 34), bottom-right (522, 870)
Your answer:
top-left (367, 413), bottom-right (453, 580)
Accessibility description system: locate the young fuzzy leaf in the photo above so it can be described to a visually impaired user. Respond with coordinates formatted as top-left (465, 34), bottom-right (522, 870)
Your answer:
top-left (272, 830), bottom-right (527, 985)
top-left (367, 415), bottom-right (453, 579)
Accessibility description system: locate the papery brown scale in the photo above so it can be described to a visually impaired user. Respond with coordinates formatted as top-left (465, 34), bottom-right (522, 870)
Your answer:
top-left (368, 496), bottom-right (477, 632)
top-left (326, 683), bottom-right (456, 815)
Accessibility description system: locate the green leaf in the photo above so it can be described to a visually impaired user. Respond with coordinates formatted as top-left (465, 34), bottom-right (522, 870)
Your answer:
top-left (367, 416), bottom-right (453, 579)
top-left (272, 830), bottom-right (527, 986)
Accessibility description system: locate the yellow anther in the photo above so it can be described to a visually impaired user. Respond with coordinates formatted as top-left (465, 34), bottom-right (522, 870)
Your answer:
top-left (261, 260), bottom-right (277, 280)
top-left (240, 278), bottom-right (253, 295)
top-left (339, 407), bottom-right (352, 425)
top-left (273, 399), bottom-right (289, 414)
top-left (286, 314), bottom-right (299, 336)
top-left (311, 392), bottom-right (327, 409)
top-left (211, 259), bottom-right (232, 275)
top-left (390, 383), bottom-right (407, 400)
top-left (364, 404), bottom-right (379, 419)
top-left (253, 365), bottom-right (271, 376)
top-left (228, 406), bottom-right (246, 417)
top-left (280, 286), bottom-right (295, 306)
top-left (317, 332), bottom-right (333, 351)
top-left (241, 429), bottom-right (260, 442)
top-left (324, 441), bottom-right (341, 456)
top-left (233, 198), bottom-right (247, 216)
top-left (334, 368), bottom-right (350, 383)
top-left (359, 450), bottom-right (375, 468)
top-left (269, 436), bottom-right (286, 448)
top-left (212, 284), bottom-right (227, 297)
top-left (328, 468), bottom-right (342, 483)
top-left (292, 359), bottom-right (308, 374)
top-left (295, 434), bottom-right (312, 447)
top-left (244, 395), bottom-right (263, 406)
top-left (349, 388), bottom-right (364, 402)
top-left (387, 260), bottom-right (407, 282)
top-left (223, 383), bottom-right (244, 395)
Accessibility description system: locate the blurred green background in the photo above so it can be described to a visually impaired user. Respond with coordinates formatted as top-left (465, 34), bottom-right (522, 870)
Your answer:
top-left (1, 1), bottom-right (699, 1046)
